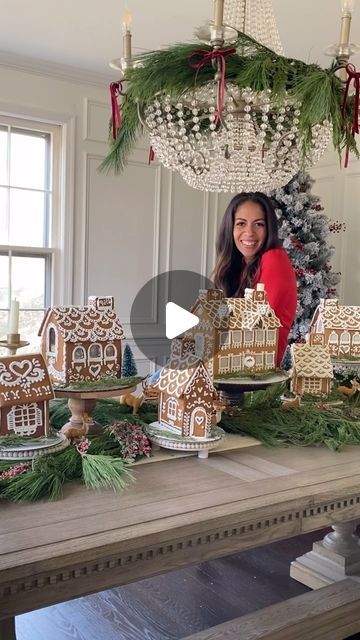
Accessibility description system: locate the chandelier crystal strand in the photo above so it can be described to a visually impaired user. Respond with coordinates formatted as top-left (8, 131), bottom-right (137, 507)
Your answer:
top-left (223, 0), bottom-right (283, 54)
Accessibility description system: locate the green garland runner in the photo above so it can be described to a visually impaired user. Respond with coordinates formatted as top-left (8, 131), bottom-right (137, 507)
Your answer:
top-left (1, 384), bottom-right (360, 503)
top-left (100, 31), bottom-right (359, 175)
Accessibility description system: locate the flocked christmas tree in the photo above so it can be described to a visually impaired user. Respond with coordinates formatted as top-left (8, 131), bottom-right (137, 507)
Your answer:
top-left (121, 344), bottom-right (138, 377)
top-left (271, 172), bottom-right (344, 346)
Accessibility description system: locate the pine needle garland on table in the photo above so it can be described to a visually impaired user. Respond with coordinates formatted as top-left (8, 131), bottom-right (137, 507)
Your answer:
top-left (220, 383), bottom-right (360, 451)
top-left (2, 382), bottom-right (360, 503)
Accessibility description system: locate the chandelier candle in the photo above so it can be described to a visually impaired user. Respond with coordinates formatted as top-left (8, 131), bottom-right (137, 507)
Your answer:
top-left (213, 0), bottom-right (225, 28)
top-left (122, 11), bottom-right (132, 61)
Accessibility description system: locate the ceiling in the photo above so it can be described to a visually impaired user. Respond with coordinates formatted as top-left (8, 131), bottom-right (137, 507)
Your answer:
top-left (0, 1), bottom-right (359, 79)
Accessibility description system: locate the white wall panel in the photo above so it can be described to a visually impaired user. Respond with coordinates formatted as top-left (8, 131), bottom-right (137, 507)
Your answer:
top-left (85, 154), bottom-right (161, 330)
top-left (83, 98), bottom-right (109, 143)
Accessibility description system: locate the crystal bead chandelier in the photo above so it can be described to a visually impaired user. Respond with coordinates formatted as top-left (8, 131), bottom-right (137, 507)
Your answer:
top-left (138, 0), bottom-right (332, 193)
top-left (103, 0), bottom-right (359, 194)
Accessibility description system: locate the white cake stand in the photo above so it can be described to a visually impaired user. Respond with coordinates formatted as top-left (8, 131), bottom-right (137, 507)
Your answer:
top-left (0, 431), bottom-right (69, 461)
top-left (146, 423), bottom-right (225, 459)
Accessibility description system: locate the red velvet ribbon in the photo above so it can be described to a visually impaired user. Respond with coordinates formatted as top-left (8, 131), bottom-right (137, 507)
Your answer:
top-left (189, 48), bottom-right (236, 124)
top-left (341, 63), bottom-right (360, 167)
top-left (148, 145), bottom-right (155, 164)
top-left (110, 81), bottom-right (124, 140)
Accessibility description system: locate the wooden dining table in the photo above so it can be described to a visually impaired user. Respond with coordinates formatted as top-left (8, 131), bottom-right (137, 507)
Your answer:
top-left (2, 442), bottom-right (360, 639)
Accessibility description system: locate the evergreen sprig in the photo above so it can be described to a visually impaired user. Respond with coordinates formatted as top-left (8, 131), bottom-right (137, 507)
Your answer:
top-left (81, 455), bottom-right (134, 491)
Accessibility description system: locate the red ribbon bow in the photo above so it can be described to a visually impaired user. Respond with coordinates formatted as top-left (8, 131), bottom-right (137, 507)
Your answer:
top-left (189, 48), bottom-right (236, 124)
top-left (110, 81), bottom-right (125, 140)
top-left (341, 63), bottom-right (360, 167)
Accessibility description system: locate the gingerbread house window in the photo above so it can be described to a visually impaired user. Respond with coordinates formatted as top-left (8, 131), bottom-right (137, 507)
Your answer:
top-left (255, 329), bottom-right (265, 345)
top-left (329, 331), bottom-right (339, 344)
top-left (232, 331), bottom-right (242, 346)
top-left (7, 403), bottom-right (42, 435)
top-left (340, 331), bottom-right (350, 344)
top-left (195, 334), bottom-right (204, 357)
top-left (231, 355), bottom-right (241, 371)
top-left (255, 353), bottom-right (263, 366)
top-left (303, 378), bottom-right (320, 394)
top-left (316, 318), bottom-right (324, 333)
top-left (104, 344), bottom-right (117, 360)
top-left (47, 327), bottom-right (56, 354)
top-left (265, 352), bottom-right (275, 366)
top-left (88, 344), bottom-right (102, 362)
top-left (167, 397), bottom-right (178, 420)
top-left (73, 346), bottom-right (86, 363)
top-left (220, 332), bottom-right (230, 348)
top-left (266, 330), bottom-right (276, 345)
top-left (352, 333), bottom-right (360, 345)
top-left (219, 356), bottom-right (230, 373)
top-left (244, 330), bottom-right (253, 345)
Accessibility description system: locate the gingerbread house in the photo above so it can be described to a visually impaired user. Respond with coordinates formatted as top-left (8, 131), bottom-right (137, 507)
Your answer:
top-left (290, 343), bottom-right (333, 397)
top-left (0, 354), bottom-right (54, 437)
top-left (309, 299), bottom-right (360, 360)
top-left (39, 296), bottom-right (125, 386)
top-left (186, 284), bottom-right (281, 378)
top-left (153, 337), bottom-right (218, 438)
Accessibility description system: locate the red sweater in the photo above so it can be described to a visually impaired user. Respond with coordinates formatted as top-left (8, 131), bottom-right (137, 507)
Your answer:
top-left (252, 248), bottom-right (297, 367)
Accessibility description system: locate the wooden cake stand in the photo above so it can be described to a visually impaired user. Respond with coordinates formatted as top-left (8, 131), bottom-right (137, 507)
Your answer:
top-left (214, 371), bottom-right (288, 405)
top-left (54, 385), bottom-right (136, 435)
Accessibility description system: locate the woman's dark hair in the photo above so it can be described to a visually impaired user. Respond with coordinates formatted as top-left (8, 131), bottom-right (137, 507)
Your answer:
top-left (213, 192), bottom-right (281, 297)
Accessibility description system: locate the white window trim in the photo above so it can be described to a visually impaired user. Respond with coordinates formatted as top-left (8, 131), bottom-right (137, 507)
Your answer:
top-left (0, 108), bottom-right (75, 305)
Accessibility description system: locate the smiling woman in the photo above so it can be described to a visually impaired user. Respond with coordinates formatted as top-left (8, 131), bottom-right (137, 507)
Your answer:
top-left (214, 192), bottom-right (297, 367)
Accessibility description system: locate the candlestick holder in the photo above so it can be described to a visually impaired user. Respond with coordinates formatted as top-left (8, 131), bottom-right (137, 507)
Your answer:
top-left (0, 333), bottom-right (30, 356)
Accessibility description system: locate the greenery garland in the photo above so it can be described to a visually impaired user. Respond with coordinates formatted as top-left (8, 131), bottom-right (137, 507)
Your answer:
top-left (100, 31), bottom-right (358, 175)
top-left (1, 381), bottom-right (360, 503)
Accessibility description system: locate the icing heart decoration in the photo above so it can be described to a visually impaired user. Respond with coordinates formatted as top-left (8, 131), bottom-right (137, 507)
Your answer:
top-left (195, 416), bottom-right (204, 425)
top-left (89, 364), bottom-right (101, 377)
top-left (9, 360), bottom-right (33, 380)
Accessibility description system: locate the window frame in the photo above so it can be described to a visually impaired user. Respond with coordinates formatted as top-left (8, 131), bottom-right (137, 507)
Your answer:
top-left (0, 111), bottom-right (74, 340)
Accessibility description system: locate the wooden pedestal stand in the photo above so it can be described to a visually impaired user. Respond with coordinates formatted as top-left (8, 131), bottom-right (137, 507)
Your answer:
top-left (291, 519), bottom-right (360, 589)
top-left (54, 385), bottom-right (136, 436)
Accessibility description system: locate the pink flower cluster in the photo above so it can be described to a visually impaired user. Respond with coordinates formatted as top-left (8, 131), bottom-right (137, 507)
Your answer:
top-left (108, 421), bottom-right (151, 459)
top-left (0, 462), bottom-right (30, 480)
top-left (76, 438), bottom-right (91, 456)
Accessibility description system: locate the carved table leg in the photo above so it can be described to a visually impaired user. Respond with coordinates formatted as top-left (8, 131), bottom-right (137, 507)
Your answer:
top-left (0, 617), bottom-right (16, 640)
top-left (291, 519), bottom-right (360, 589)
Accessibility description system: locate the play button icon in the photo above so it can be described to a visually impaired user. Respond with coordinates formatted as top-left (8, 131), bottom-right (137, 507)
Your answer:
top-left (165, 302), bottom-right (199, 339)
top-left (129, 269), bottom-right (228, 367)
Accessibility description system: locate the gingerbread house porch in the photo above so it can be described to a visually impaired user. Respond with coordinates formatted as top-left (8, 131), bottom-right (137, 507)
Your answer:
top-left (39, 296), bottom-right (125, 386)
top-left (153, 337), bottom-right (217, 438)
top-left (0, 354), bottom-right (54, 437)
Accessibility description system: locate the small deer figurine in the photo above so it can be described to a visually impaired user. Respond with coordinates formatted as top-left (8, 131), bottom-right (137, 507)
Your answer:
top-left (211, 399), bottom-right (227, 425)
top-left (281, 395), bottom-right (302, 410)
top-left (61, 412), bottom-right (93, 443)
top-left (337, 379), bottom-right (360, 399)
top-left (119, 393), bottom-right (144, 414)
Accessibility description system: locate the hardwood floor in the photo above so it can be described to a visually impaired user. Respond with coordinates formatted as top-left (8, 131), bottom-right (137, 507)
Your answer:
top-left (15, 530), bottom-right (360, 640)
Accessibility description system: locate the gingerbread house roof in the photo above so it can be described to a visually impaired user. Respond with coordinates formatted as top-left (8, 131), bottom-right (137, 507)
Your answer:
top-left (312, 300), bottom-right (360, 330)
top-left (154, 353), bottom-right (216, 399)
top-left (192, 297), bottom-right (281, 331)
top-left (291, 344), bottom-right (334, 379)
top-left (39, 305), bottom-right (125, 343)
top-left (0, 354), bottom-right (54, 407)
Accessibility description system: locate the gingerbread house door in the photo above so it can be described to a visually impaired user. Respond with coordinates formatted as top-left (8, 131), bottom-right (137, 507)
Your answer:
top-left (190, 407), bottom-right (207, 437)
